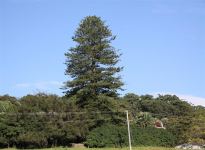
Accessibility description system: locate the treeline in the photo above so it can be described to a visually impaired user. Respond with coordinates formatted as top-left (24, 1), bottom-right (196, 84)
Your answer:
top-left (0, 93), bottom-right (204, 148)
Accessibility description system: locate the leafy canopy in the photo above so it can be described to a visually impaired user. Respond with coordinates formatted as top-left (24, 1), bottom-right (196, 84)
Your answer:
top-left (63, 16), bottom-right (123, 106)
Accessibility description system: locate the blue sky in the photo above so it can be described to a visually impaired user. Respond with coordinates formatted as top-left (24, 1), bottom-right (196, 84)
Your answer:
top-left (0, 0), bottom-right (205, 105)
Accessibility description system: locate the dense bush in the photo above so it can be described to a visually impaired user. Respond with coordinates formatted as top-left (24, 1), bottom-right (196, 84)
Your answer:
top-left (86, 124), bottom-right (177, 148)
top-left (0, 93), bottom-right (204, 148)
top-left (131, 126), bottom-right (177, 147)
top-left (86, 124), bottom-right (128, 148)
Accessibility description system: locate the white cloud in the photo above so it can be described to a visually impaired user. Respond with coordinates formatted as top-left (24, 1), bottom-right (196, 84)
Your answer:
top-left (33, 81), bottom-right (63, 90)
top-left (152, 92), bottom-right (205, 107)
top-left (176, 94), bottom-right (205, 107)
top-left (15, 81), bottom-right (63, 90)
top-left (48, 81), bottom-right (62, 86)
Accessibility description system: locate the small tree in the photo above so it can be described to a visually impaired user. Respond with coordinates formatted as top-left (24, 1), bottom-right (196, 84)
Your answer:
top-left (63, 16), bottom-right (123, 107)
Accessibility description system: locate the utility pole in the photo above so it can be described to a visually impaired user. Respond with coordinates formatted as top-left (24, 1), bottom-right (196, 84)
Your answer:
top-left (126, 110), bottom-right (132, 150)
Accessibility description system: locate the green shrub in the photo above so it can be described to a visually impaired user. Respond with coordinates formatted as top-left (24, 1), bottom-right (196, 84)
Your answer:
top-left (86, 124), bottom-right (128, 148)
top-left (131, 127), bottom-right (177, 147)
top-left (86, 124), bottom-right (177, 148)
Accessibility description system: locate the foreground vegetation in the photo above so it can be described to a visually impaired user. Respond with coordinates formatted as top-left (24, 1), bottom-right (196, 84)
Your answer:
top-left (0, 93), bottom-right (205, 149)
top-left (1, 147), bottom-right (183, 150)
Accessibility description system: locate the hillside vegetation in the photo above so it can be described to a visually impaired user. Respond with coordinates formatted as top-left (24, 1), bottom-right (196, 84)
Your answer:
top-left (0, 93), bottom-right (205, 148)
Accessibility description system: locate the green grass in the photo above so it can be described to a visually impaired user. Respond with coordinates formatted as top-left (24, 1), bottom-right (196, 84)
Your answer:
top-left (1, 147), bottom-right (178, 150)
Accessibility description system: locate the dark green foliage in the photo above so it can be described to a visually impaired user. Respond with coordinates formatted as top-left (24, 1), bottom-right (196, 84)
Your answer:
top-left (19, 93), bottom-right (64, 113)
top-left (155, 95), bottom-right (194, 117)
top-left (131, 127), bottom-right (177, 147)
top-left (0, 93), bottom-right (204, 148)
top-left (166, 116), bottom-right (195, 144)
top-left (123, 94), bottom-right (194, 119)
top-left (86, 124), bottom-right (128, 148)
top-left (63, 16), bottom-right (123, 108)
top-left (86, 125), bottom-right (177, 148)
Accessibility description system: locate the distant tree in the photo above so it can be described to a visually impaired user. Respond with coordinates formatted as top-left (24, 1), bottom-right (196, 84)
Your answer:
top-left (63, 16), bottom-right (123, 107)
top-left (156, 95), bottom-right (194, 116)
top-left (166, 116), bottom-right (193, 144)
top-left (123, 93), bottom-right (141, 118)
top-left (0, 95), bottom-right (19, 112)
top-left (188, 106), bottom-right (205, 145)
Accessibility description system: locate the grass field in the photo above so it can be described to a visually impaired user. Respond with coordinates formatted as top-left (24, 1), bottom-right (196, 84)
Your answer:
top-left (1, 147), bottom-right (179, 150)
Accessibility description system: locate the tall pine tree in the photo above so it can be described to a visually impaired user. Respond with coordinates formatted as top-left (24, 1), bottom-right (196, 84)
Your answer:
top-left (64, 16), bottom-right (123, 107)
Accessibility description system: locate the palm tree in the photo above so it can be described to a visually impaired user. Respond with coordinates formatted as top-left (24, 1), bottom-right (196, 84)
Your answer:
top-left (136, 112), bottom-right (154, 128)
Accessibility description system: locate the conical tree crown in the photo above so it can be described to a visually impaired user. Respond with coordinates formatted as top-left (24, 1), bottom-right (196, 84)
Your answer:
top-left (64, 16), bottom-right (123, 106)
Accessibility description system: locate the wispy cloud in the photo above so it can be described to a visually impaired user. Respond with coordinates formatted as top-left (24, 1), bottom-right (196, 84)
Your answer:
top-left (176, 94), bottom-right (205, 107)
top-left (15, 81), bottom-right (63, 90)
top-left (152, 92), bottom-right (205, 107)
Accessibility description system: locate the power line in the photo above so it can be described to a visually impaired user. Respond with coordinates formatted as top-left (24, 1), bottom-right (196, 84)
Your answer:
top-left (0, 111), bottom-right (127, 115)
